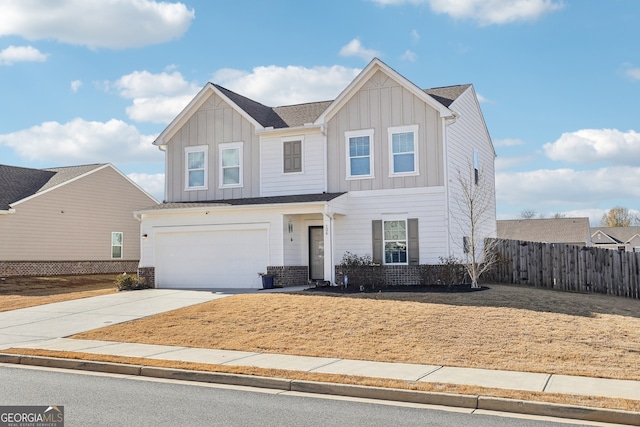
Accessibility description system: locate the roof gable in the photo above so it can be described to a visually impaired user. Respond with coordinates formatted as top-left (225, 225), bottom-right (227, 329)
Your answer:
top-left (591, 226), bottom-right (640, 244)
top-left (314, 58), bottom-right (454, 125)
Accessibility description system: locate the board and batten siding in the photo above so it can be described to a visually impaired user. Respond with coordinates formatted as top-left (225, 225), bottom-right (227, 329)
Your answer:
top-left (164, 92), bottom-right (261, 202)
top-left (445, 86), bottom-right (496, 258)
top-left (326, 69), bottom-right (444, 193)
top-left (0, 166), bottom-right (155, 261)
top-left (333, 188), bottom-right (448, 265)
top-left (260, 132), bottom-right (325, 196)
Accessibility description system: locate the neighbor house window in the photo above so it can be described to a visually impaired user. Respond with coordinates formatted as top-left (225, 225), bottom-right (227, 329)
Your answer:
top-left (111, 232), bottom-right (123, 259)
top-left (283, 139), bottom-right (302, 173)
top-left (185, 146), bottom-right (208, 190)
top-left (219, 142), bottom-right (243, 187)
top-left (346, 129), bottom-right (374, 178)
top-left (383, 220), bottom-right (407, 264)
top-left (388, 125), bottom-right (418, 175)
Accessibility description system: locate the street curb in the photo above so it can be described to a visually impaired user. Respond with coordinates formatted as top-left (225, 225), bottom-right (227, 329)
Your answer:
top-left (2, 353), bottom-right (639, 426)
top-left (478, 396), bottom-right (640, 426)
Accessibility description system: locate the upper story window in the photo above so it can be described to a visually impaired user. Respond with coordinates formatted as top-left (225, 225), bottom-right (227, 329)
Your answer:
top-left (388, 125), bottom-right (418, 176)
top-left (219, 142), bottom-right (243, 187)
top-left (283, 139), bottom-right (302, 173)
top-left (345, 129), bottom-right (374, 179)
top-left (474, 150), bottom-right (479, 185)
top-left (185, 146), bottom-right (208, 190)
top-left (383, 220), bottom-right (407, 264)
top-left (111, 232), bottom-right (123, 259)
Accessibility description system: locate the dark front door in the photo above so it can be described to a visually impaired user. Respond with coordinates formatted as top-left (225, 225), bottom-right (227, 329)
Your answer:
top-left (309, 226), bottom-right (324, 281)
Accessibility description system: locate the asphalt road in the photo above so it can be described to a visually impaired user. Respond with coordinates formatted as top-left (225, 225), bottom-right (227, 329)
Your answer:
top-left (0, 364), bottom-right (596, 427)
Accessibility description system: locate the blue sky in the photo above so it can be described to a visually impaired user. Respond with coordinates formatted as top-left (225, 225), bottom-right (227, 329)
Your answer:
top-left (1, 0), bottom-right (639, 224)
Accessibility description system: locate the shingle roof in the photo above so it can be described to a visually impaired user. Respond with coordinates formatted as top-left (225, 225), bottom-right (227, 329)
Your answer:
top-left (213, 83), bottom-right (470, 130)
top-left (497, 218), bottom-right (592, 245)
top-left (142, 192), bottom-right (346, 211)
top-left (591, 227), bottom-right (640, 244)
top-left (0, 163), bottom-right (105, 210)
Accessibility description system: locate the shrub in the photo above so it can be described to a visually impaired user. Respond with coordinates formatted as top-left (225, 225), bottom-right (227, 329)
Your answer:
top-left (115, 273), bottom-right (149, 291)
top-left (338, 252), bottom-right (383, 290)
top-left (437, 256), bottom-right (467, 287)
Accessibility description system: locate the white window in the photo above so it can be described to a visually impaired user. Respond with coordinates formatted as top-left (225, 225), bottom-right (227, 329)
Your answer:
top-left (185, 146), bottom-right (208, 190)
top-left (283, 139), bottom-right (302, 174)
top-left (111, 232), bottom-right (123, 259)
top-left (388, 125), bottom-right (418, 175)
top-left (473, 150), bottom-right (479, 185)
top-left (219, 142), bottom-right (243, 187)
top-left (383, 220), bottom-right (407, 264)
top-left (345, 129), bottom-right (374, 179)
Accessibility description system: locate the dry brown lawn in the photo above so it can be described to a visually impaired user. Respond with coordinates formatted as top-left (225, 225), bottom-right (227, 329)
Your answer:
top-left (72, 284), bottom-right (640, 382)
top-left (0, 274), bottom-right (117, 311)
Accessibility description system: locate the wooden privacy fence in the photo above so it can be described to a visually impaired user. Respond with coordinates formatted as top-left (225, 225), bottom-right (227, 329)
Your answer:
top-left (488, 238), bottom-right (640, 299)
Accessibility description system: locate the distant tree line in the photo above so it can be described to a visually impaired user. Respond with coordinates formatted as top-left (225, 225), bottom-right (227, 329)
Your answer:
top-left (516, 206), bottom-right (640, 227)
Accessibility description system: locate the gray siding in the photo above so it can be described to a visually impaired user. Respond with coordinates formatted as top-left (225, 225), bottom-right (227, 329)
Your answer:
top-left (0, 166), bottom-right (156, 261)
top-left (165, 92), bottom-right (260, 202)
top-left (326, 70), bottom-right (444, 193)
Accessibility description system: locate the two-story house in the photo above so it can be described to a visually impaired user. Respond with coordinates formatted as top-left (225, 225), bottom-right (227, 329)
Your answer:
top-left (136, 58), bottom-right (496, 288)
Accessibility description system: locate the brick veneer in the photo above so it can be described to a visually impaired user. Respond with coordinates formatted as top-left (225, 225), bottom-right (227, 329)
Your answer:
top-left (266, 266), bottom-right (309, 287)
top-left (335, 264), bottom-right (467, 287)
top-left (137, 267), bottom-right (155, 288)
top-left (0, 261), bottom-right (139, 278)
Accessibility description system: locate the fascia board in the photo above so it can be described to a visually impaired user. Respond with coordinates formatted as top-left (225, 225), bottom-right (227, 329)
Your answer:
top-left (154, 83), bottom-right (265, 146)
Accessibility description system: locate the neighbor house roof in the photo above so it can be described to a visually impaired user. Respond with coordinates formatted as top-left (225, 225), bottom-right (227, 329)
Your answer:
top-left (497, 218), bottom-right (592, 245)
top-left (591, 227), bottom-right (640, 244)
top-left (0, 163), bottom-right (106, 210)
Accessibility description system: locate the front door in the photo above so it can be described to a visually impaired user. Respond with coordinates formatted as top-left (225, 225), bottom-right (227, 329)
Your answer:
top-left (309, 226), bottom-right (324, 281)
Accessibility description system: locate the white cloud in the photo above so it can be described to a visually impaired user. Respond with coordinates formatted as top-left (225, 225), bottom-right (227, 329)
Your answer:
top-left (496, 167), bottom-right (640, 210)
top-left (127, 172), bottom-right (164, 202)
top-left (211, 65), bottom-right (362, 106)
top-left (0, 0), bottom-right (194, 49)
top-left (411, 29), bottom-right (420, 42)
top-left (494, 138), bottom-right (525, 147)
top-left (113, 70), bottom-right (200, 123)
top-left (339, 38), bottom-right (380, 61)
top-left (0, 45), bottom-right (48, 65)
top-left (401, 50), bottom-right (417, 62)
top-left (371, 0), bottom-right (564, 25)
top-left (0, 118), bottom-right (162, 164)
top-left (70, 80), bottom-right (83, 93)
top-left (475, 93), bottom-right (492, 103)
top-left (625, 68), bottom-right (640, 81)
top-left (543, 129), bottom-right (640, 166)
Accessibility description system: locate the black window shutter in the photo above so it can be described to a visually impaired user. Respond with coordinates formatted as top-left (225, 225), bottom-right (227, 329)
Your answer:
top-left (408, 218), bottom-right (419, 265)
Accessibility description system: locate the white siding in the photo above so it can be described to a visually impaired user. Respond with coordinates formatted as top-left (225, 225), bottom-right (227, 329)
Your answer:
top-left (333, 187), bottom-right (448, 264)
top-left (261, 132), bottom-right (325, 196)
top-left (445, 86), bottom-right (496, 259)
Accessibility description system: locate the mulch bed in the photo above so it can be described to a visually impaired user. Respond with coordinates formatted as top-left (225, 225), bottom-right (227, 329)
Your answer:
top-left (305, 284), bottom-right (490, 294)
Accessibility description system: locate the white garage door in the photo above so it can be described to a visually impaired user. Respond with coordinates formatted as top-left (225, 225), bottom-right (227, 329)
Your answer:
top-left (155, 228), bottom-right (268, 288)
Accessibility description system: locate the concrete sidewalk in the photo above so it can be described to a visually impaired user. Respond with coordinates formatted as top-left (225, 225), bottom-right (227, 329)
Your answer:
top-left (1, 287), bottom-right (638, 411)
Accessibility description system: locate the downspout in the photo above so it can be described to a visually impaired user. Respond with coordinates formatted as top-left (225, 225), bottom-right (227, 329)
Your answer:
top-left (323, 204), bottom-right (335, 285)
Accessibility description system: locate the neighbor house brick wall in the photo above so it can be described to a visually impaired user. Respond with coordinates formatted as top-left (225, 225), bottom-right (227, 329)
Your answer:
top-left (0, 261), bottom-right (139, 277)
top-left (266, 266), bottom-right (309, 287)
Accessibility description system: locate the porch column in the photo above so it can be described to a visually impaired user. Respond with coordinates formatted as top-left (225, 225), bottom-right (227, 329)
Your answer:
top-left (322, 210), bottom-right (335, 285)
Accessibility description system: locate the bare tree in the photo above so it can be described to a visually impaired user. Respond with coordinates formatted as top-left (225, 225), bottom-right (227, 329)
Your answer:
top-left (453, 163), bottom-right (499, 288)
top-left (519, 208), bottom-right (537, 219)
top-left (600, 206), bottom-right (633, 227)
top-left (552, 212), bottom-right (566, 219)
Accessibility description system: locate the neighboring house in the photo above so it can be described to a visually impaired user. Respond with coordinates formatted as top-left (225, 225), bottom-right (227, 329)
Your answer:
top-left (137, 58), bottom-right (496, 289)
top-left (0, 163), bottom-right (158, 277)
top-left (496, 218), bottom-right (592, 246)
top-left (591, 227), bottom-right (640, 252)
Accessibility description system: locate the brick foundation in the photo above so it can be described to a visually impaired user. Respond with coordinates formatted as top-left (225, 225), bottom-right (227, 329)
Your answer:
top-left (137, 267), bottom-right (156, 288)
top-left (266, 266), bottom-right (309, 287)
top-left (0, 261), bottom-right (139, 278)
top-left (335, 264), bottom-right (467, 287)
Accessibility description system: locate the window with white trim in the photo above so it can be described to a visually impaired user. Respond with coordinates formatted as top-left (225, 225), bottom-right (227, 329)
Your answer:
top-left (346, 129), bottom-right (374, 178)
top-left (283, 139), bottom-right (302, 173)
top-left (111, 232), bottom-right (123, 259)
top-left (383, 220), bottom-right (407, 264)
top-left (185, 146), bottom-right (208, 190)
top-left (219, 142), bottom-right (243, 187)
top-left (388, 125), bottom-right (418, 175)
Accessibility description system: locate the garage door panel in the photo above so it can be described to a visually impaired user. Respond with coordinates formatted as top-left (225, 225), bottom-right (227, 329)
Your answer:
top-left (155, 229), bottom-right (268, 288)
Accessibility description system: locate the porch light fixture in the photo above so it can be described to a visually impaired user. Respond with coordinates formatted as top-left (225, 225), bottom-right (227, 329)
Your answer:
top-left (142, 234), bottom-right (148, 239)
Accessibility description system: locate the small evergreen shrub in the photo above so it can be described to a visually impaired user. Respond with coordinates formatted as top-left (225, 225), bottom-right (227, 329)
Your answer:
top-left (115, 273), bottom-right (149, 291)
top-left (339, 252), bottom-right (383, 290)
